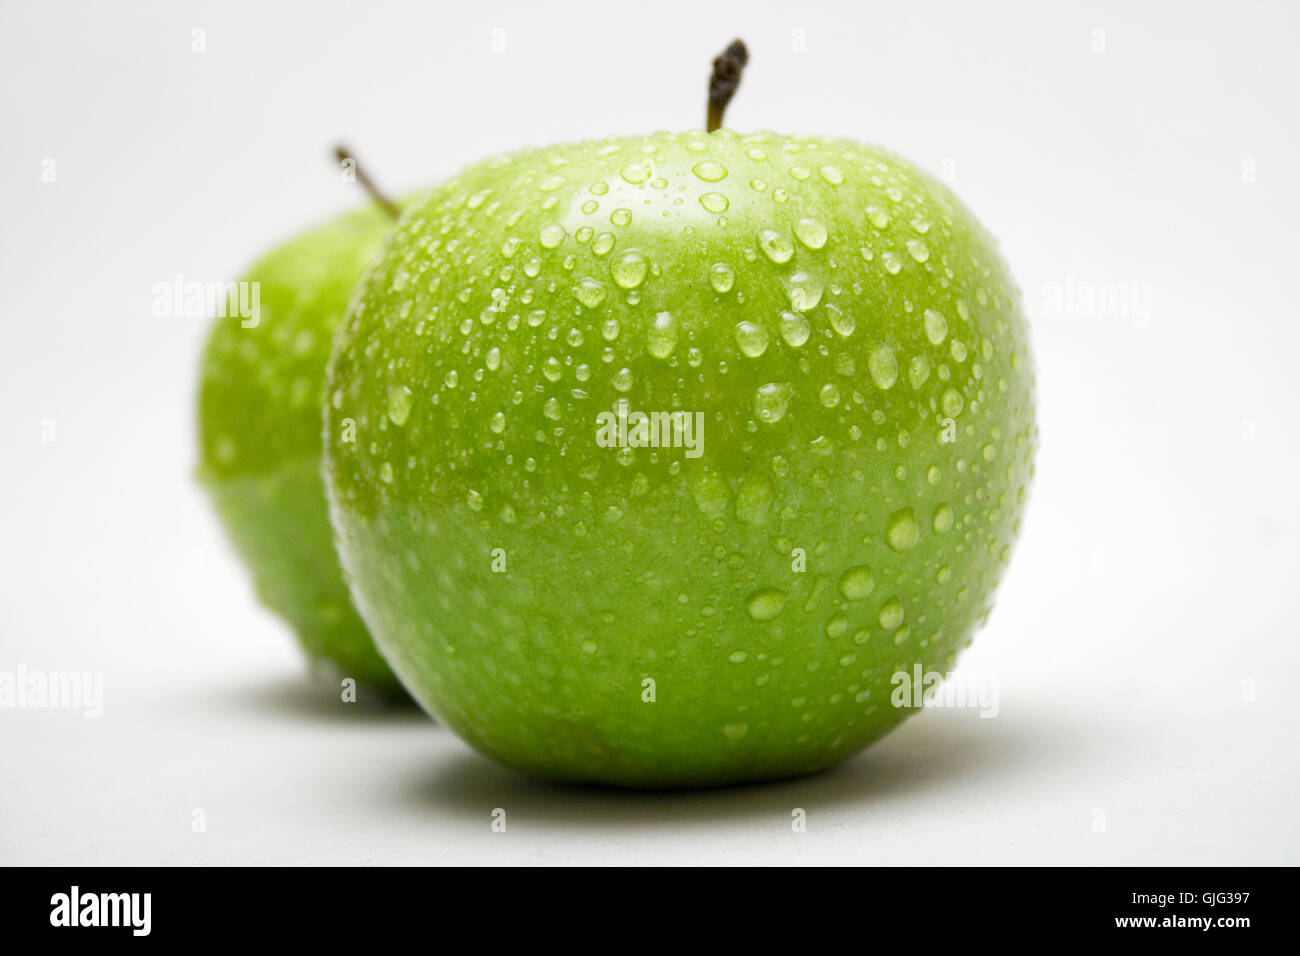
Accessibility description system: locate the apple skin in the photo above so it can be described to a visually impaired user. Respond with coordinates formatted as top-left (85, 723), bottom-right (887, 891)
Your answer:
top-left (198, 204), bottom-right (407, 692)
top-left (324, 131), bottom-right (1037, 785)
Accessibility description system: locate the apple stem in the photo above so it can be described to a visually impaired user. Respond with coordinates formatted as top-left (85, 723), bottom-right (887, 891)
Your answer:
top-left (707, 39), bottom-right (749, 132)
top-left (333, 145), bottom-right (400, 219)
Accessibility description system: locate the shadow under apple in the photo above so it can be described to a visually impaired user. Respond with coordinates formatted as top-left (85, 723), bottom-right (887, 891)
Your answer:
top-left (386, 704), bottom-right (1104, 828)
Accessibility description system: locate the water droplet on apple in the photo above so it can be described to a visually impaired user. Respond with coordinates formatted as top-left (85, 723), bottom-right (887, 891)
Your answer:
top-left (869, 344), bottom-right (898, 389)
top-left (573, 278), bottom-right (608, 308)
top-left (646, 311), bottom-right (677, 358)
top-left (691, 472), bottom-right (730, 516)
top-left (699, 192), bottom-right (729, 213)
top-left (692, 160), bottom-right (727, 182)
top-left (779, 311), bottom-right (811, 347)
top-left (620, 160), bottom-right (652, 184)
top-left (386, 385), bottom-right (412, 426)
top-left (757, 228), bottom-right (794, 264)
top-left (539, 224), bottom-right (565, 249)
top-left (924, 308), bottom-right (948, 344)
top-left (793, 218), bottom-right (828, 249)
top-left (735, 474), bottom-right (775, 523)
top-left (827, 303), bottom-right (855, 337)
top-left (838, 566), bottom-right (874, 601)
top-left (933, 503), bottom-right (954, 532)
top-left (735, 320), bottom-right (770, 357)
top-left (878, 598), bottom-right (904, 629)
top-left (886, 509), bottom-right (919, 551)
top-left (709, 262), bottom-right (735, 293)
top-left (754, 382), bottom-right (791, 422)
top-left (785, 270), bottom-right (823, 311)
top-left (610, 249), bottom-right (647, 289)
top-left (745, 588), bottom-right (788, 621)
top-left (723, 721), bottom-right (749, 740)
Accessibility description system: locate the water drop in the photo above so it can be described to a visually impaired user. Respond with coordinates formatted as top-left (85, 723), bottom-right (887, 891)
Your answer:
top-left (745, 588), bottom-right (788, 621)
top-left (886, 508), bottom-right (919, 551)
top-left (757, 228), bottom-right (794, 264)
top-left (573, 278), bottom-right (608, 308)
top-left (933, 503), bottom-right (954, 533)
top-left (735, 320), bottom-right (770, 357)
top-left (785, 270), bottom-right (823, 311)
top-left (869, 344), bottom-right (898, 389)
top-left (754, 382), bottom-right (791, 423)
top-left (709, 262), bottom-right (735, 293)
top-left (735, 474), bottom-right (775, 523)
top-left (386, 385), bottom-right (412, 426)
top-left (647, 311), bottom-right (677, 358)
top-left (793, 218), bottom-right (828, 249)
top-left (620, 160), bottom-right (652, 184)
top-left (691, 472), bottom-right (730, 516)
top-left (692, 160), bottom-right (728, 182)
top-left (827, 303), bottom-right (855, 337)
top-left (699, 192), bottom-right (729, 213)
top-left (924, 309), bottom-right (948, 345)
top-left (838, 565), bottom-right (874, 601)
top-left (723, 721), bottom-right (749, 740)
top-left (611, 249), bottom-right (647, 289)
top-left (878, 598), bottom-right (904, 630)
top-left (539, 224), bottom-right (565, 249)
top-left (779, 311), bottom-right (810, 347)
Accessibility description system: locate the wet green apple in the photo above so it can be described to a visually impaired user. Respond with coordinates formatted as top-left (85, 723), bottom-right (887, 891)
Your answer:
top-left (324, 131), bottom-right (1037, 785)
top-left (198, 203), bottom-right (405, 691)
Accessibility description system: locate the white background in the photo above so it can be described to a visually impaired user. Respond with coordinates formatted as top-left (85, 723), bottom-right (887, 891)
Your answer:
top-left (1, 0), bottom-right (1297, 865)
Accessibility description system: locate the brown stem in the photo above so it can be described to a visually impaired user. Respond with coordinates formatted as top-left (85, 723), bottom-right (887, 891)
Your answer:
top-left (707, 39), bottom-right (749, 132)
top-left (333, 145), bottom-right (400, 219)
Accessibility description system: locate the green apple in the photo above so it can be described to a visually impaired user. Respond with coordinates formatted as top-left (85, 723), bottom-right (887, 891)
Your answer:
top-left (198, 202), bottom-right (405, 691)
top-left (324, 130), bottom-right (1037, 785)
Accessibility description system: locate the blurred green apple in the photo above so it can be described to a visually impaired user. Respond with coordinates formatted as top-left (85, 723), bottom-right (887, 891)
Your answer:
top-left (324, 131), bottom-right (1036, 784)
top-left (198, 202), bottom-right (405, 691)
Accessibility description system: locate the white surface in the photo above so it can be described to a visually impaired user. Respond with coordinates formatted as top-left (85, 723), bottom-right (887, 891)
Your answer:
top-left (1, 0), bottom-right (1297, 865)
